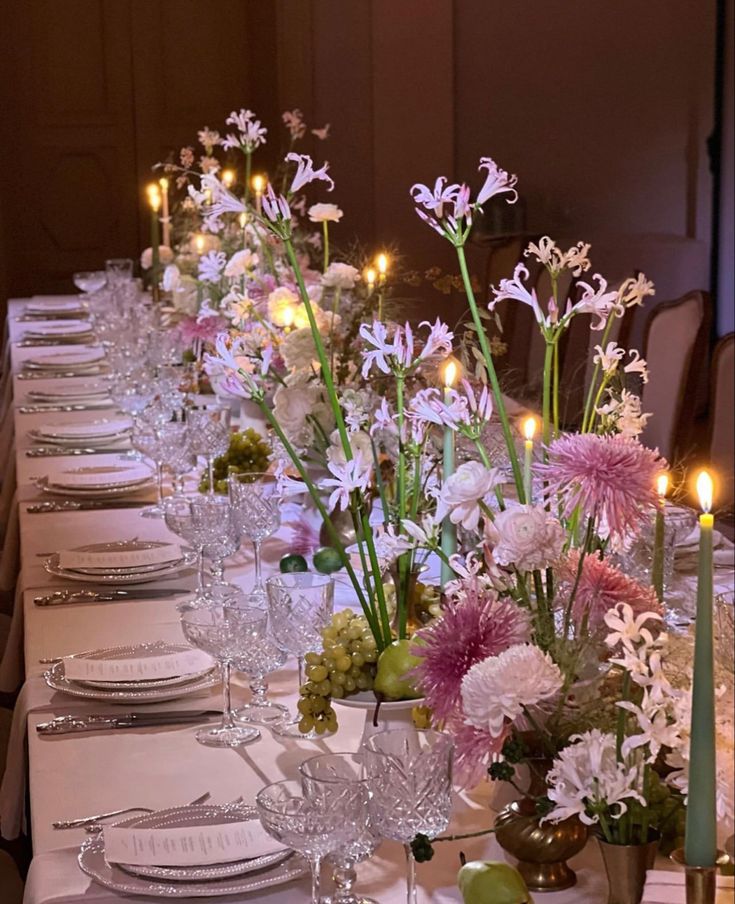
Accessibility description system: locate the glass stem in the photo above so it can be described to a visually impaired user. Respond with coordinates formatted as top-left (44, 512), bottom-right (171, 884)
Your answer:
top-left (249, 674), bottom-right (268, 707)
top-left (309, 854), bottom-right (321, 904)
top-left (210, 555), bottom-right (224, 584)
top-left (404, 844), bottom-right (417, 904)
top-left (252, 540), bottom-right (263, 593)
top-left (221, 660), bottom-right (235, 729)
top-left (196, 547), bottom-right (205, 592)
top-left (207, 456), bottom-right (215, 493)
top-left (156, 463), bottom-right (164, 503)
top-left (297, 655), bottom-right (305, 689)
top-left (331, 858), bottom-right (357, 901)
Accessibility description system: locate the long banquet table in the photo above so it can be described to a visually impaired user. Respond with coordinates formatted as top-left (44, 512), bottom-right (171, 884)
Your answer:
top-left (1, 296), bottom-right (732, 904)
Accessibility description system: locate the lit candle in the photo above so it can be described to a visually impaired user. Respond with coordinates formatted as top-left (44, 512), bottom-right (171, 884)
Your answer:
top-left (147, 184), bottom-right (161, 300)
top-left (221, 169), bottom-right (235, 189)
top-left (158, 177), bottom-right (171, 247)
top-left (282, 306), bottom-right (295, 333)
top-left (651, 472), bottom-right (668, 603)
top-left (251, 174), bottom-right (265, 215)
top-left (684, 469), bottom-right (717, 868)
top-left (376, 253), bottom-right (388, 321)
top-left (440, 359), bottom-right (458, 588)
top-left (365, 268), bottom-right (376, 295)
top-left (194, 234), bottom-right (206, 256)
top-left (522, 416), bottom-right (537, 504)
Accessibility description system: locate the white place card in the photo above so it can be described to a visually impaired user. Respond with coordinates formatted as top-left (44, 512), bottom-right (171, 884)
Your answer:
top-left (104, 819), bottom-right (286, 867)
top-left (50, 464), bottom-right (151, 489)
top-left (62, 648), bottom-right (212, 683)
top-left (58, 543), bottom-right (181, 571)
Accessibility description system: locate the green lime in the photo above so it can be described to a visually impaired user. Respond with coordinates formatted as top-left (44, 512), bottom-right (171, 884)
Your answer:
top-left (279, 554), bottom-right (308, 573)
top-left (313, 547), bottom-right (342, 574)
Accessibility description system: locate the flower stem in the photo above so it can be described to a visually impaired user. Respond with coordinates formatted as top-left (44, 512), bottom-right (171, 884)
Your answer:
top-left (542, 339), bottom-right (555, 449)
top-left (581, 313), bottom-right (617, 432)
top-left (322, 221), bottom-right (329, 272)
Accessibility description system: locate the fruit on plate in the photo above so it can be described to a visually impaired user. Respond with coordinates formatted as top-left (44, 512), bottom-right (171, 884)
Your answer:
top-left (373, 639), bottom-right (422, 701)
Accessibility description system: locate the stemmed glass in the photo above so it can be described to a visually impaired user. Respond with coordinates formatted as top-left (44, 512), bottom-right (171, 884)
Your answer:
top-left (164, 498), bottom-right (208, 606)
top-left (266, 573), bottom-right (334, 739)
top-left (179, 604), bottom-right (262, 747)
top-left (256, 780), bottom-right (347, 904)
top-left (157, 420), bottom-right (195, 499)
top-left (229, 473), bottom-right (281, 604)
top-left (72, 271), bottom-right (107, 299)
top-left (300, 753), bottom-right (379, 904)
top-left (190, 495), bottom-right (242, 598)
top-left (187, 407), bottom-right (231, 493)
top-left (105, 258), bottom-right (134, 286)
top-left (363, 729), bottom-right (454, 904)
top-left (233, 614), bottom-right (289, 726)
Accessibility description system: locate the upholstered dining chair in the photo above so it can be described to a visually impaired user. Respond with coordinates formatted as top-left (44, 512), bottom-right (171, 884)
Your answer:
top-left (708, 332), bottom-right (734, 511)
top-left (639, 290), bottom-right (711, 463)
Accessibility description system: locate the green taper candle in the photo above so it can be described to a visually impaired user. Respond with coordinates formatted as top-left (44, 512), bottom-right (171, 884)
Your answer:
top-left (440, 360), bottom-right (458, 588)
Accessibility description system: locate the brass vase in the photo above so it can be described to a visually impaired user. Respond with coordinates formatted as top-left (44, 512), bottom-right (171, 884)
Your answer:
top-left (495, 796), bottom-right (589, 892)
top-left (598, 834), bottom-right (660, 904)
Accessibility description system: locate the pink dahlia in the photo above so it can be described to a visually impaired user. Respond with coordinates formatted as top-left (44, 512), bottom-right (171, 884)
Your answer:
top-left (535, 434), bottom-right (664, 542)
top-left (559, 550), bottom-right (662, 633)
top-left (410, 579), bottom-right (530, 722)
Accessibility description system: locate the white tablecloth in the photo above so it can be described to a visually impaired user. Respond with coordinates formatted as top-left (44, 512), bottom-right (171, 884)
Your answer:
top-left (2, 296), bottom-right (732, 903)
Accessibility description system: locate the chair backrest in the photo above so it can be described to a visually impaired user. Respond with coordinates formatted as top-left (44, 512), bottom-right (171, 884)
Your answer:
top-left (640, 290), bottom-right (711, 462)
top-left (709, 332), bottom-right (734, 509)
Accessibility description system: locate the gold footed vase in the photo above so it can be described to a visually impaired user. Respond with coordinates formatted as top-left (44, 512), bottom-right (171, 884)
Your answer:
top-left (597, 834), bottom-right (660, 904)
top-left (495, 797), bottom-right (588, 892)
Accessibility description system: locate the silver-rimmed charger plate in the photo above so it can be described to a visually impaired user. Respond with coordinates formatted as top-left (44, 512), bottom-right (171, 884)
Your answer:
top-left (58, 641), bottom-right (215, 691)
top-left (35, 475), bottom-right (154, 499)
top-left (108, 804), bottom-right (292, 881)
top-left (44, 549), bottom-right (195, 585)
top-left (42, 464), bottom-right (154, 491)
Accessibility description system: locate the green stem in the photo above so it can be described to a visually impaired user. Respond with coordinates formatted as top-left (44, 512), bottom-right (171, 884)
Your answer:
top-left (552, 338), bottom-right (560, 436)
top-left (562, 516), bottom-right (595, 640)
top-left (542, 339), bottom-right (554, 449)
top-left (581, 313), bottom-right (617, 432)
top-left (455, 244), bottom-right (525, 502)
top-left (640, 764), bottom-right (651, 843)
top-left (616, 672), bottom-right (631, 762)
top-left (322, 221), bottom-right (329, 272)
top-left (597, 810), bottom-right (615, 844)
top-left (244, 151), bottom-right (252, 204)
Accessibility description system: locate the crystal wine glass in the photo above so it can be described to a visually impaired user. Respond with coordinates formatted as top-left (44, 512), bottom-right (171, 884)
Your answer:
top-left (232, 609), bottom-right (289, 726)
top-left (179, 604), bottom-right (263, 747)
top-left (228, 472), bottom-right (281, 604)
top-left (105, 257), bottom-right (134, 286)
top-left (187, 407), bottom-right (231, 493)
top-left (72, 270), bottom-right (107, 297)
top-left (300, 753), bottom-right (379, 904)
top-left (163, 497), bottom-right (208, 606)
top-left (363, 729), bottom-right (454, 904)
top-left (256, 779), bottom-right (346, 904)
top-left (190, 495), bottom-right (242, 599)
top-left (157, 420), bottom-right (195, 499)
top-left (266, 573), bottom-right (334, 739)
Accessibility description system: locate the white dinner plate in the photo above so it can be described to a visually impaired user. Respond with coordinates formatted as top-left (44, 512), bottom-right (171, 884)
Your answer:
top-left (43, 548), bottom-right (196, 584)
top-left (35, 475), bottom-right (153, 499)
top-left (24, 321), bottom-right (93, 337)
top-left (27, 382), bottom-right (109, 402)
top-left (27, 297), bottom-right (84, 312)
top-left (24, 349), bottom-right (106, 370)
top-left (45, 464), bottom-right (153, 490)
top-left (57, 539), bottom-right (184, 576)
top-left (34, 417), bottom-right (131, 439)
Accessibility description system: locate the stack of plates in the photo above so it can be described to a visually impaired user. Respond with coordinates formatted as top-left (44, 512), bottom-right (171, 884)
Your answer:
top-left (26, 380), bottom-right (111, 405)
top-left (22, 320), bottom-right (95, 342)
top-left (22, 348), bottom-right (107, 375)
top-left (44, 642), bottom-right (218, 702)
top-left (79, 803), bottom-right (307, 897)
top-left (44, 538), bottom-right (196, 584)
top-left (35, 461), bottom-right (151, 498)
top-left (25, 297), bottom-right (87, 318)
top-left (29, 417), bottom-right (132, 449)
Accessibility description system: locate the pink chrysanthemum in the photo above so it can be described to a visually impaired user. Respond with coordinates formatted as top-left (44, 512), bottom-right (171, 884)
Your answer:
top-left (535, 434), bottom-right (664, 542)
top-left (410, 579), bottom-right (530, 722)
top-left (446, 716), bottom-right (509, 788)
top-left (559, 550), bottom-right (662, 632)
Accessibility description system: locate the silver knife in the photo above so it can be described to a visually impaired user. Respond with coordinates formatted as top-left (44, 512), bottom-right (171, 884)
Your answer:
top-left (27, 500), bottom-right (146, 513)
top-left (26, 446), bottom-right (130, 458)
top-left (19, 404), bottom-right (113, 414)
top-left (37, 710), bottom-right (220, 734)
top-left (34, 588), bottom-right (192, 606)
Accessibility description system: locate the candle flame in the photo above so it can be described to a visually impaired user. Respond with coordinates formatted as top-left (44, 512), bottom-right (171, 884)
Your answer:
top-left (146, 183), bottom-right (161, 211)
top-left (442, 359), bottom-right (458, 388)
top-left (238, 212), bottom-right (248, 228)
top-left (251, 174), bottom-right (265, 193)
top-left (365, 267), bottom-right (377, 286)
top-left (376, 253), bottom-right (389, 275)
top-left (656, 472), bottom-right (669, 498)
top-left (523, 416), bottom-right (537, 441)
top-left (194, 234), bottom-right (205, 254)
top-left (282, 306), bottom-right (295, 328)
top-left (158, 176), bottom-right (169, 191)
top-left (221, 169), bottom-right (235, 188)
top-left (696, 470), bottom-right (713, 514)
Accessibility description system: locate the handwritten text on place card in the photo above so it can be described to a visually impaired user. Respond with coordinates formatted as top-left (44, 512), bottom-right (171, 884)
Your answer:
top-left (58, 545), bottom-right (181, 571)
top-left (62, 649), bottom-right (213, 682)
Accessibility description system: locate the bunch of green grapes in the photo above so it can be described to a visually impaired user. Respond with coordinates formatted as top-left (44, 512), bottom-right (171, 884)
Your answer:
top-left (297, 609), bottom-right (379, 735)
top-left (198, 428), bottom-right (271, 494)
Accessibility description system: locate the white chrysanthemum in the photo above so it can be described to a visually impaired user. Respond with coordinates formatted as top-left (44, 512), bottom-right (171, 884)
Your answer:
top-left (544, 729), bottom-right (646, 826)
top-left (492, 504), bottom-right (565, 572)
top-left (460, 643), bottom-right (563, 736)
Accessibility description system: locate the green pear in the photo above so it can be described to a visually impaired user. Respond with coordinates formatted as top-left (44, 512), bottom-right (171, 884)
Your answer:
top-left (458, 861), bottom-right (534, 904)
top-left (373, 639), bottom-right (422, 701)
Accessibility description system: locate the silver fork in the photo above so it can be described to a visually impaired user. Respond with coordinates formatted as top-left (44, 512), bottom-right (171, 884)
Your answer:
top-left (53, 791), bottom-right (211, 830)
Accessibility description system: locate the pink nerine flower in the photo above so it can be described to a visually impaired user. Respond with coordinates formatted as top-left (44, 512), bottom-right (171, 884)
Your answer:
top-left (410, 580), bottom-right (530, 722)
top-left (535, 434), bottom-right (664, 542)
top-left (559, 551), bottom-right (662, 632)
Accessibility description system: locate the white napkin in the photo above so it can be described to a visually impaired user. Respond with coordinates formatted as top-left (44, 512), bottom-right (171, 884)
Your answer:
top-left (49, 464), bottom-right (151, 489)
top-left (104, 819), bottom-right (285, 866)
top-left (642, 868), bottom-right (734, 902)
top-left (58, 543), bottom-right (181, 571)
top-left (62, 647), bottom-right (211, 683)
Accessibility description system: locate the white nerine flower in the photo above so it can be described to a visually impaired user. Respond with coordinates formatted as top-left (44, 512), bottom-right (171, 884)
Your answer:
top-left (544, 730), bottom-right (646, 826)
top-left (461, 644), bottom-right (563, 737)
top-left (618, 692), bottom-right (682, 763)
top-left (593, 342), bottom-right (625, 373)
top-left (492, 504), bottom-right (565, 572)
top-left (604, 603), bottom-right (662, 652)
top-left (224, 249), bottom-right (259, 278)
top-left (322, 262), bottom-right (359, 290)
top-left (524, 237), bottom-right (591, 277)
top-left (321, 452), bottom-right (372, 512)
top-left (198, 250), bottom-right (227, 283)
top-left (435, 461), bottom-right (504, 531)
top-left (308, 203), bottom-right (343, 223)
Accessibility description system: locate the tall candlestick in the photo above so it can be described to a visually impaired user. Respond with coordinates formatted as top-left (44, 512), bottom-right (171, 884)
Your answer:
top-left (522, 416), bottom-right (537, 504)
top-left (376, 253), bottom-right (388, 321)
top-left (147, 184), bottom-right (161, 303)
top-left (158, 177), bottom-right (171, 247)
top-left (251, 174), bottom-right (265, 216)
top-left (440, 359), bottom-right (458, 588)
top-left (651, 472), bottom-right (668, 603)
top-left (684, 470), bottom-right (717, 869)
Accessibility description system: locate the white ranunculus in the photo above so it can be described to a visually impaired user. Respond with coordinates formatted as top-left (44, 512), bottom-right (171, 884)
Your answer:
top-left (326, 429), bottom-right (373, 466)
top-left (435, 461), bottom-right (504, 531)
top-left (140, 245), bottom-right (175, 270)
top-left (492, 504), bottom-right (565, 572)
top-left (224, 248), bottom-right (259, 278)
top-left (461, 643), bottom-right (563, 737)
top-left (281, 327), bottom-right (318, 372)
top-left (267, 286), bottom-right (300, 326)
top-left (308, 203), bottom-right (343, 223)
top-left (322, 262), bottom-right (360, 290)
top-left (273, 382), bottom-right (319, 445)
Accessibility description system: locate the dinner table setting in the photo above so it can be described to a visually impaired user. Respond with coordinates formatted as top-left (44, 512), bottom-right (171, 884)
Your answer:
top-left (0, 106), bottom-right (733, 904)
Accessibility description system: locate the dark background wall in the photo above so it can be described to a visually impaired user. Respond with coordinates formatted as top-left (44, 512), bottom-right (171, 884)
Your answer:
top-left (0, 0), bottom-right (730, 330)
